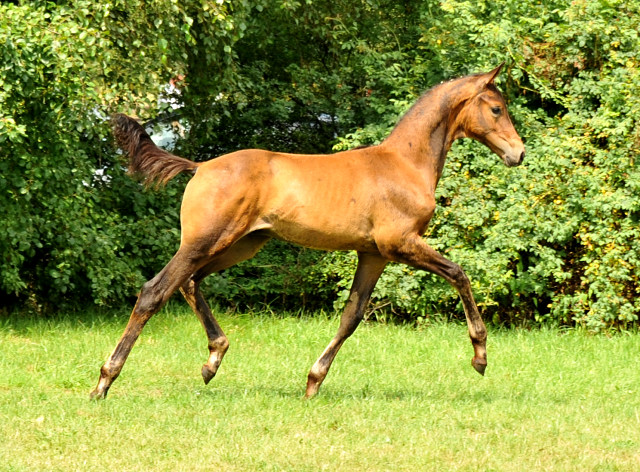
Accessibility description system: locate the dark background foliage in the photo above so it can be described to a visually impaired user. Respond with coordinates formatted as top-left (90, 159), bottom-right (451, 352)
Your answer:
top-left (1, 0), bottom-right (639, 329)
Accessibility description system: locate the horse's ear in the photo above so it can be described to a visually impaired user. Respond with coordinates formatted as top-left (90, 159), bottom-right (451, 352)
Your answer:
top-left (482, 63), bottom-right (504, 87)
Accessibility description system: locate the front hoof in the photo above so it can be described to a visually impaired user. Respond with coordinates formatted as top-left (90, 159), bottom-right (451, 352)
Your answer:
top-left (201, 364), bottom-right (217, 385)
top-left (89, 388), bottom-right (107, 401)
top-left (472, 357), bottom-right (487, 376)
top-left (305, 374), bottom-right (321, 399)
top-left (304, 383), bottom-right (319, 399)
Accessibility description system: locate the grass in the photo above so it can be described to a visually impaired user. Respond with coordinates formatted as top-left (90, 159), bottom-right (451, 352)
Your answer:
top-left (1, 307), bottom-right (639, 471)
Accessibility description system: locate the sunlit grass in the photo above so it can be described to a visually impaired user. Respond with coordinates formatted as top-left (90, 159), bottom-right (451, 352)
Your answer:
top-left (1, 307), bottom-right (639, 471)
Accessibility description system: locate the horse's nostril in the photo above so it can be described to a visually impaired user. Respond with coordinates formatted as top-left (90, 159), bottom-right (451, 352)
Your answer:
top-left (519, 151), bottom-right (525, 162)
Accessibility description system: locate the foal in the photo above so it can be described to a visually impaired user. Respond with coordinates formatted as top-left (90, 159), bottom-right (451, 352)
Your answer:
top-left (90, 64), bottom-right (525, 399)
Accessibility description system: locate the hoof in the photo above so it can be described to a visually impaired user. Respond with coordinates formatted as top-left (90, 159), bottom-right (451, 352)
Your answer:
top-left (472, 357), bottom-right (487, 376)
top-left (89, 388), bottom-right (107, 401)
top-left (305, 377), bottom-right (320, 399)
top-left (201, 364), bottom-right (217, 385)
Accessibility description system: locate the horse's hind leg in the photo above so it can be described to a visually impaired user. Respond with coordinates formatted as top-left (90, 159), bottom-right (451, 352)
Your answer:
top-left (306, 252), bottom-right (387, 398)
top-left (180, 281), bottom-right (228, 385)
top-left (180, 233), bottom-right (270, 385)
top-left (90, 247), bottom-right (206, 400)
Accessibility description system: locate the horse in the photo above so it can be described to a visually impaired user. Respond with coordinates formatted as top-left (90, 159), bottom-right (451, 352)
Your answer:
top-left (90, 64), bottom-right (525, 399)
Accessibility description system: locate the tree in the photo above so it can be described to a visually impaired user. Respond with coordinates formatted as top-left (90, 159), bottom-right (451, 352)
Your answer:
top-left (0, 0), bottom-right (237, 310)
top-left (2, 0), bottom-right (640, 330)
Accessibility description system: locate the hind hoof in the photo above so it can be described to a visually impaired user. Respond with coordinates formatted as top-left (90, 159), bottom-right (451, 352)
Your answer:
top-left (472, 357), bottom-right (487, 376)
top-left (202, 364), bottom-right (217, 385)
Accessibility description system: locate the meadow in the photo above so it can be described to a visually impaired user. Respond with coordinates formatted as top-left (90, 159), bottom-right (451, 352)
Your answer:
top-left (1, 307), bottom-right (639, 471)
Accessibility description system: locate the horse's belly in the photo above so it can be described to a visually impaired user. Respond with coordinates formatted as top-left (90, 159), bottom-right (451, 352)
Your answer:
top-left (265, 219), bottom-right (377, 252)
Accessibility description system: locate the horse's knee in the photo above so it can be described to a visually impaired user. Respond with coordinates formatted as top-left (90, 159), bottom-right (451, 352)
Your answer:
top-left (448, 264), bottom-right (470, 289)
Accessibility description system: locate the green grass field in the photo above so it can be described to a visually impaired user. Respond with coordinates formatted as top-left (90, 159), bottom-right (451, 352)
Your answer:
top-left (1, 307), bottom-right (639, 471)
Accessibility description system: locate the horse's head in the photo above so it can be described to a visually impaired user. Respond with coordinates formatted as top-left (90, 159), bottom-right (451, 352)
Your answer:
top-left (455, 64), bottom-right (525, 167)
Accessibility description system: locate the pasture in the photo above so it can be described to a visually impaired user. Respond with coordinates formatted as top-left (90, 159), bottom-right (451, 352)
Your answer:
top-left (1, 307), bottom-right (639, 471)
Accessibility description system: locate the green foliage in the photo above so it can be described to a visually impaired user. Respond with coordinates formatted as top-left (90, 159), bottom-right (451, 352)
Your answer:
top-left (0, 0), bottom-right (231, 308)
top-left (2, 0), bottom-right (640, 329)
top-left (296, 0), bottom-right (640, 330)
top-left (418, 0), bottom-right (640, 330)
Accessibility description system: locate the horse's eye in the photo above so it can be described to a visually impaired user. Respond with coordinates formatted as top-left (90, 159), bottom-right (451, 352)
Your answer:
top-left (491, 106), bottom-right (502, 115)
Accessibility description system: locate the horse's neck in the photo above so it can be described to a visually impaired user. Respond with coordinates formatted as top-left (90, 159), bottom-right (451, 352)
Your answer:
top-left (382, 81), bottom-right (470, 185)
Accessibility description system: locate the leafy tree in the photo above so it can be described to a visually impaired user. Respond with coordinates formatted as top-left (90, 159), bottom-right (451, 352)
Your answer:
top-left (2, 0), bottom-right (640, 330)
top-left (0, 0), bottom-right (235, 310)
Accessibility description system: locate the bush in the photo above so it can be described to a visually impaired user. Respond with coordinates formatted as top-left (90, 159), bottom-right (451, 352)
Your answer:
top-left (2, 0), bottom-right (640, 330)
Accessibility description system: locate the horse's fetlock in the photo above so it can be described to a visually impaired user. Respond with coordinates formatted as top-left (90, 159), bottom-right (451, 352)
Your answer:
top-left (100, 364), bottom-right (117, 380)
top-left (307, 367), bottom-right (322, 385)
top-left (474, 327), bottom-right (487, 343)
top-left (210, 336), bottom-right (229, 353)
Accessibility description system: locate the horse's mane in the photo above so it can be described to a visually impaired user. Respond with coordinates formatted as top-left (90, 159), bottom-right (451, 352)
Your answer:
top-left (386, 71), bottom-right (499, 139)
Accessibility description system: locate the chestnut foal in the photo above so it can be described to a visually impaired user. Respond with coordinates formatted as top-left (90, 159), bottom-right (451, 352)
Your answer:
top-left (90, 64), bottom-right (524, 399)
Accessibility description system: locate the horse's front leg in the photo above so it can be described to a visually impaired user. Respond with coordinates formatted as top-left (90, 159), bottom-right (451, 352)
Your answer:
top-left (306, 252), bottom-right (387, 398)
top-left (380, 234), bottom-right (487, 375)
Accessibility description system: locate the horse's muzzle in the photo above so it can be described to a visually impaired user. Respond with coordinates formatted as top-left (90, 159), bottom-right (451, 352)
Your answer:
top-left (503, 147), bottom-right (525, 167)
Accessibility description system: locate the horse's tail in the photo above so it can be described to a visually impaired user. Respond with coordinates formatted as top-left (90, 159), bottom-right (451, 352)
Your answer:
top-left (111, 113), bottom-right (199, 187)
